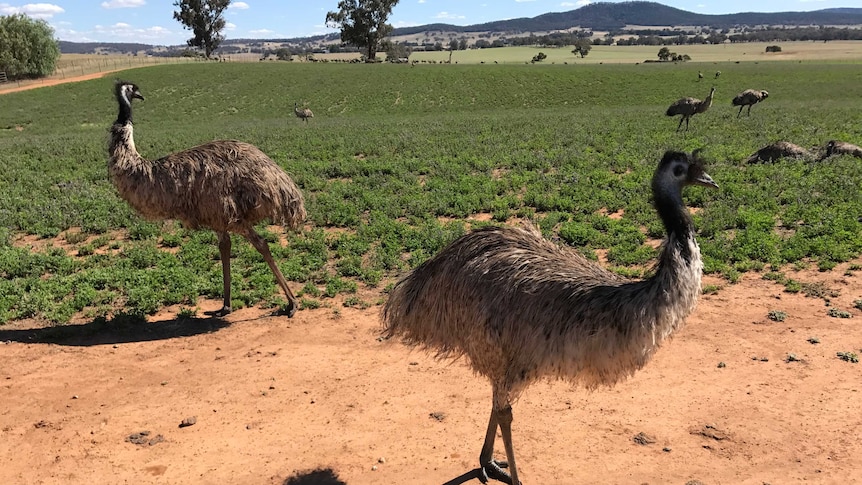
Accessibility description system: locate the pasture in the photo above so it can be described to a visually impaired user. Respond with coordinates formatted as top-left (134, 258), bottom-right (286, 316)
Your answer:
top-left (1, 60), bottom-right (861, 324)
top-left (1, 59), bottom-right (862, 484)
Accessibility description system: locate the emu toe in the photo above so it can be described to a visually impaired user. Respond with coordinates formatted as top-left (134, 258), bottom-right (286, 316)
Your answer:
top-left (279, 300), bottom-right (297, 318)
top-left (211, 306), bottom-right (232, 317)
top-left (479, 460), bottom-right (519, 485)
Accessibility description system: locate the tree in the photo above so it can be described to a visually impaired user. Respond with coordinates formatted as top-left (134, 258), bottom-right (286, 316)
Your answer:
top-left (383, 40), bottom-right (411, 62)
top-left (325, 0), bottom-right (399, 61)
top-left (0, 14), bottom-right (60, 79)
top-left (657, 46), bottom-right (672, 61)
top-left (173, 0), bottom-right (230, 59)
top-left (571, 38), bottom-right (592, 58)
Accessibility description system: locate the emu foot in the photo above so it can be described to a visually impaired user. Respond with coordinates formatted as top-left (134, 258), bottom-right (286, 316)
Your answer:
top-left (276, 300), bottom-right (297, 318)
top-left (478, 460), bottom-right (518, 485)
top-left (206, 306), bottom-right (232, 317)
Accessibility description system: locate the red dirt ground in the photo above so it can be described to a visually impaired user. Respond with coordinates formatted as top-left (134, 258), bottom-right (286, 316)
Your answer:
top-left (2, 70), bottom-right (861, 485)
top-left (1, 259), bottom-right (861, 485)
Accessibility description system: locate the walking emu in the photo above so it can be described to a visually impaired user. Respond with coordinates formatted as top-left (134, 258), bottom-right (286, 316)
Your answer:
top-left (109, 81), bottom-right (306, 317)
top-left (823, 140), bottom-right (862, 159)
top-left (732, 89), bottom-right (768, 117)
top-left (294, 102), bottom-right (314, 123)
top-left (382, 151), bottom-right (718, 484)
top-left (666, 86), bottom-right (715, 131)
top-left (745, 141), bottom-right (813, 163)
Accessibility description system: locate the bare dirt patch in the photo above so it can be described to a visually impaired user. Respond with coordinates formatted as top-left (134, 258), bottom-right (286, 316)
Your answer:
top-left (2, 258), bottom-right (861, 484)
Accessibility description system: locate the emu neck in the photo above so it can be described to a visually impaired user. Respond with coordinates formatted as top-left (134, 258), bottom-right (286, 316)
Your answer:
top-left (109, 98), bottom-right (140, 164)
top-left (654, 185), bottom-right (696, 262)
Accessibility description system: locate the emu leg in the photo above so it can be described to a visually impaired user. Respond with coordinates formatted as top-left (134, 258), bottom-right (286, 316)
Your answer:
top-left (478, 408), bottom-right (511, 484)
top-left (676, 116), bottom-right (684, 131)
top-left (497, 406), bottom-right (521, 485)
top-left (216, 231), bottom-right (232, 316)
top-left (747, 105), bottom-right (753, 116)
top-left (243, 228), bottom-right (298, 318)
top-left (737, 106), bottom-right (744, 118)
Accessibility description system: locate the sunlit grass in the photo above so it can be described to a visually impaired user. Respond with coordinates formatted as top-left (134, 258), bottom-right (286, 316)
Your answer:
top-left (0, 60), bottom-right (861, 323)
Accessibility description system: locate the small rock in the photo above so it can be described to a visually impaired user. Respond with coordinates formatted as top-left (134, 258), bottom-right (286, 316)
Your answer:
top-left (71, 395), bottom-right (79, 400)
top-left (662, 447), bottom-right (672, 452)
top-left (179, 416), bottom-right (197, 428)
top-left (378, 457), bottom-right (386, 464)
top-left (633, 432), bottom-right (656, 445)
top-left (717, 362), bottom-right (726, 368)
top-left (371, 465), bottom-right (378, 471)
top-left (429, 411), bottom-right (446, 422)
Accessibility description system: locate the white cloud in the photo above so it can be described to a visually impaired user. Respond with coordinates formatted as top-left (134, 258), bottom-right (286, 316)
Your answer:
top-left (229, 1), bottom-right (249, 9)
top-left (91, 22), bottom-right (174, 42)
top-left (435, 11), bottom-right (465, 20)
top-left (100, 0), bottom-right (146, 8)
top-left (225, 22), bottom-right (236, 31)
top-left (561, 0), bottom-right (591, 6)
top-left (0, 3), bottom-right (65, 18)
top-left (418, 0), bottom-right (426, 3)
top-left (514, 0), bottom-right (536, 3)
top-left (249, 28), bottom-right (273, 34)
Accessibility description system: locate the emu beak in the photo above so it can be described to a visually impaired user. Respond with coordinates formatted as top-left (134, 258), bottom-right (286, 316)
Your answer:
top-left (133, 90), bottom-right (144, 101)
top-left (695, 172), bottom-right (718, 189)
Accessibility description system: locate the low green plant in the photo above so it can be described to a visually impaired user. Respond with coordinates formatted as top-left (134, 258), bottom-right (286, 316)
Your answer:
top-left (767, 310), bottom-right (787, 322)
top-left (837, 351), bottom-right (859, 363)
top-left (827, 308), bottom-right (852, 318)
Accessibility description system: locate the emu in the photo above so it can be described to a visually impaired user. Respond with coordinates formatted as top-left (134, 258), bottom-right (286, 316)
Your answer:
top-left (732, 89), bottom-right (769, 117)
top-left (382, 150), bottom-right (718, 484)
top-left (294, 102), bottom-right (314, 123)
top-left (666, 86), bottom-right (716, 131)
top-left (714, 70), bottom-right (721, 79)
top-left (823, 140), bottom-right (862, 159)
top-left (745, 141), bottom-right (813, 163)
top-left (109, 81), bottom-right (306, 317)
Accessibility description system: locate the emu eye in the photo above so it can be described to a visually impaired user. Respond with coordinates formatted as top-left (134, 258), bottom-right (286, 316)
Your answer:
top-left (673, 165), bottom-right (686, 177)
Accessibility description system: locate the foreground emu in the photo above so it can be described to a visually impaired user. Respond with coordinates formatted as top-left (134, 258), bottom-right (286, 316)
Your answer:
top-left (108, 81), bottom-right (306, 317)
top-left (382, 150), bottom-right (718, 484)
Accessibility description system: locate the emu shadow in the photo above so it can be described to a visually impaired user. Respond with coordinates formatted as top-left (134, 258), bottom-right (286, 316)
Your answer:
top-left (0, 313), bottom-right (231, 347)
top-left (282, 467), bottom-right (347, 485)
top-left (442, 468), bottom-right (488, 485)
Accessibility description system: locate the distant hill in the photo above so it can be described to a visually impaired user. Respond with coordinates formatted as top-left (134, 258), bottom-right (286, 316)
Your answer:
top-left (392, 2), bottom-right (862, 34)
top-left (59, 1), bottom-right (862, 54)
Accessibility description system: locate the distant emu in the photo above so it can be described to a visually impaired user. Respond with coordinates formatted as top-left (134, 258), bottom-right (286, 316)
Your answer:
top-left (109, 81), bottom-right (306, 317)
top-left (666, 86), bottom-right (716, 131)
top-left (732, 89), bottom-right (769, 117)
top-left (294, 102), bottom-right (314, 122)
top-left (714, 70), bottom-right (721, 79)
top-left (745, 141), bottom-right (813, 163)
top-left (383, 150), bottom-right (718, 485)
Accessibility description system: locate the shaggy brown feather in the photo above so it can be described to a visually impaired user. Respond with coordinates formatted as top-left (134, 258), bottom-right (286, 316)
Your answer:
top-left (732, 89), bottom-right (769, 118)
top-left (382, 151), bottom-right (717, 484)
top-left (666, 86), bottom-right (715, 131)
top-left (824, 140), bottom-right (862, 160)
top-left (745, 141), bottom-right (813, 164)
top-left (108, 81), bottom-right (305, 316)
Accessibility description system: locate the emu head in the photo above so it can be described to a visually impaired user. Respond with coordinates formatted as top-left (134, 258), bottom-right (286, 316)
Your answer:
top-left (115, 80), bottom-right (144, 106)
top-left (655, 150), bottom-right (719, 194)
top-left (761, 90), bottom-right (769, 99)
top-left (825, 140), bottom-right (837, 157)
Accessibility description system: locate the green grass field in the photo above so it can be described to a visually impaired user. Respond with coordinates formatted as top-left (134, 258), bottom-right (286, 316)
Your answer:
top-left (1, 60), bottom-right (861, 324)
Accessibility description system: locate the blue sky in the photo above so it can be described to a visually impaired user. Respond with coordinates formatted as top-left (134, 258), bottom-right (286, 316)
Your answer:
top-left (0, 0), bottom-right (853, 45)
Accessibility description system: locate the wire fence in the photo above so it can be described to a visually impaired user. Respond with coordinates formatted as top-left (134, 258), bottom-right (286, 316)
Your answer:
top-left (0, 55), bottom-right (209, 93)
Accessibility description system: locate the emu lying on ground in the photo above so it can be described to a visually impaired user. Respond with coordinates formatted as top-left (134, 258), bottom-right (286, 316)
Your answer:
top-left (382, 150), bottom-right (718, 484)
top-left (109, 81), bottom-right (306, 317)
top-left (294, 102), bottom-right (314, 122)
top-left (823, 140), bottom-right (862, 159)
top-left (745, 141), bottom-right (814, 163)
top-left (732, 89), bottom-right (769, 117)
top-left (666, 86), bottom-right (715, 131)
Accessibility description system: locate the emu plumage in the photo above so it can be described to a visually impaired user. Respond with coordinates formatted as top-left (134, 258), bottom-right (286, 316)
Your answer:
top-left (108, 81), bottom-right (305, 316)
top-left (382, 150), bottom-right (718, 484)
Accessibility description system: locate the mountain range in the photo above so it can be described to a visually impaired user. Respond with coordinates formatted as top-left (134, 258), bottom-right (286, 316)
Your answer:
top-left (59, 1), bottom-right (862, 54)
